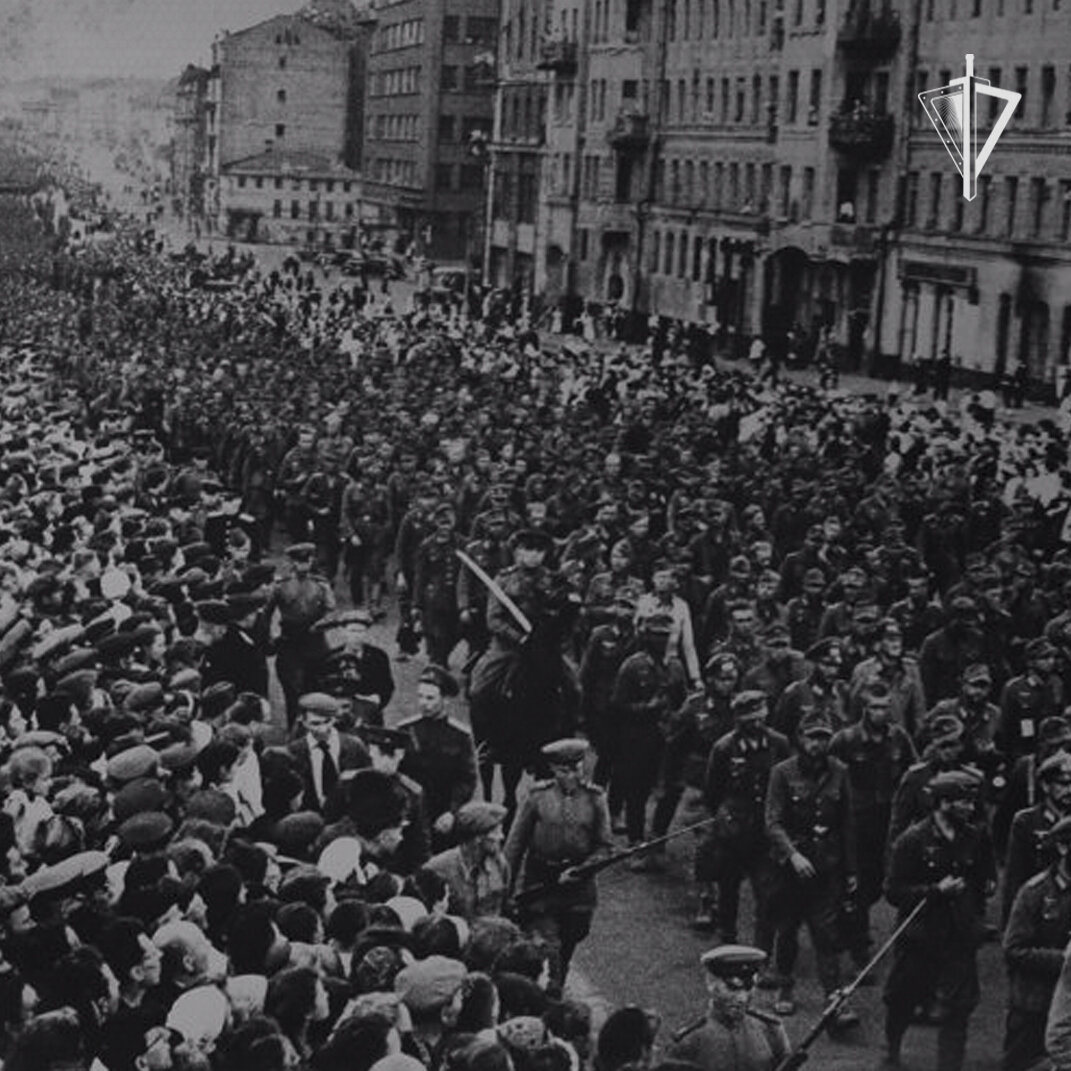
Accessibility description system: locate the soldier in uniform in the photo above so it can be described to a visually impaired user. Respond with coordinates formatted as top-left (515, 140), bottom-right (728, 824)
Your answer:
top-left (884, 769), bottom-right (995, 1071)
top-left (773, 638), bottom-right (850, 741)
top-left (830, 681), bottom-right (917, 971)
top-left (889, 571), bottom-right (945, 655)
top-left (998, 716), bottom-right (1071, 857)
top-left (394, 484), bottom-right (438, 658)
top-left (504, 738), bottom-right (614, 988)
top-left (764, 709), bottom-right (858, 1024)
top-left (998, 637), bottom-right (1064, 760)
top-left (786, 567), bottom-right (828, 654)
top-left (848, 618), bottom-right (927, 736)
top-left (276, 427), bottom-right (318, 543)
top-left (267, 543), bottom-right (336, 726)
top-left (610, 612), bottom-right (688, 858)
top-left (698, 691), bottom-right (790, 945)
top-left (307, 609), bottom-right (395, 726)
top-left (1002, 751), bottom-right (1071, 925)
top-left (668, 945), bottom-right (790, 1071)
top-left (457, 507), bottom-right (513, 674)
top-left (398, 665), bottom-right (478, 846)
top-left (413, 503), bottom-right (463, 667)
top-left (1003, 813), bottom-right (1071, 1071)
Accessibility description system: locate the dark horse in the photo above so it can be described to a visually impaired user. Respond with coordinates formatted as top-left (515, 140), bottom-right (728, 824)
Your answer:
top-left (468, 602), bottom-right (581, 817)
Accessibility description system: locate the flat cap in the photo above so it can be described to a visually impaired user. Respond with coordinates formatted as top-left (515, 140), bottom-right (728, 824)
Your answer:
top-left (511, 528), bottom-right (554, 554)
top-left (107, 744), bottom-right (160, 785)
top-left (541, 738), bottom-right (588, 765)
top-left (298, 692), bottom-right (343, 718)
top-left (454, 801), bottom-right (508, 839)
top-left (418, 665), bottom-right (459, 698)
top-left (637, 611), bottom-right (674, 635)
top-left (22, 850), bottom-right (109, 902)
top-left (278, 863), bottom-right (332, 903)
top-left (226, 593), bottom-right (265, 620)
top-left (394, 955), bottom-right (467, 1014)
top-left (700, 943), bottom-right (767, 980)
top-left (158, 742), bottom-right (203, 773)
top-left (286, 543), bottom-right (317, 563)
top-left (95, 632), bottom-right (139, 662)
top-left (124, 681), bottom-right (165, 714)
top-left (113, 778), bottom-right (171, 822)
top-left (240, 563), bottom-right (276, 588)
top-left (731, 690), bottom-right (768, 719)
top-left (117, 811), bottom-right (175, 851)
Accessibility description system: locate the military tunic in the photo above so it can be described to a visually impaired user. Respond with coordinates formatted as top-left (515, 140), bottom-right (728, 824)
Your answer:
top-left (669, 1009), bottom-right (790, 1071)
top-left (397, 712), bottom-right (479, 823)
top-left (504, 777), bottom-right (613, 984)
top-left (269, 573), bottom-right (336, 724)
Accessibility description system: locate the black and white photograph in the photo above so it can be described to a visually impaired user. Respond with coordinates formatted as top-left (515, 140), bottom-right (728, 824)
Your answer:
top-left (0, 0), bottom-right (1070, 1068)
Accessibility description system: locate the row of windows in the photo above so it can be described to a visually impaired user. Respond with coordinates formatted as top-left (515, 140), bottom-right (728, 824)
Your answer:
top-left (270, 200), bottom-right (356, 221)
top-left (441, 64), bottom-right (491, 92)
top-left (502, 87), bottom-right (546, 140)
top-left (491, 168), bottom-right (539, 223)
top-left (443, 15), bottom-right (498, 44)
top-left (435, 162), bottom-right (490, 191)
top-left (914, 65), bottom-right (1071, 131)
top-left (640, 0), bottom-right (825, 43)
top-left (375, 18), bottom-right (425, 53)
top-left (650, 160), bottom-right (815, 222)
top-left (370, 66), bottom-right (423, 96)
top-left (904, 172), bottom-right (1071, 242)
top-left (503, 8), bottom-right (548, 64)
top-left (924, 0), bottom-right (1060, 18)
top-left (234, 176), bottom-right (354, 194)
top-left (371, 113), bottom-right (420, 141)
top-left (273, 28), bottom-right (301, 46)
top-left (437, 114), bottom-right (494, 142)
top-left (369, 157), bottom-right (420, 186)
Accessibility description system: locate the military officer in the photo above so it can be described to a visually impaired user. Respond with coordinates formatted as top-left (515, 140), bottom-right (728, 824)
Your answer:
top-left (267, 543), bottom-right (336, 726)
top-left (764, 709), bottom-right (857, 1024)
top-left (884, 769), bottom-right (995, 1071)
top-left (848, 618), bottom-right (927, 737)
top-left (307, 608), bottom-right (394, 727)
top-left (413, 503), bottom-right (463, 667)
top-left (1003, 750), bottom-right (1071, 925)
top-left (277, 427), bottom-right (318, 543)
top-left (456, 507), bottom-right (513, 672)
top-left (773, 639), bottom-right (850, 741)
top-left (398, 665), bottom-right (478, 845)
top-left (1003, 813), bottom-right (1071, 1071)
top-left (669, 945), bottom-right (791, 1071)
top-left (504, 738), bottom-right (614, 987)
top-left (698, 691), bottom-right (790, 945)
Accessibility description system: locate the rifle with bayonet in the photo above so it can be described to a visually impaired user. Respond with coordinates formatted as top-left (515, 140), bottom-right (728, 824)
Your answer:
top-left (513, 817), bottom-right (717, 906)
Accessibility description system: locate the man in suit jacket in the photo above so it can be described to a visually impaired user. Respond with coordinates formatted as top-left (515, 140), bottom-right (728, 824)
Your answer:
top-left (203, 594), bottom-right (271, 697)
top-left (284, 693), bottom-right (370, 811)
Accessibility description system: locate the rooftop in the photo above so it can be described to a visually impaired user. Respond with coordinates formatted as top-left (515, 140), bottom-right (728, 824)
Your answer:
top-left (222, 149), bottom-right (358, 177)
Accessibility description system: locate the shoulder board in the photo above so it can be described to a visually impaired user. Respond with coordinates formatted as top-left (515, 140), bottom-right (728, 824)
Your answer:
top-left (530, 779), bottom-right (555, 791)
top-left (905, 761), bottom-right (931, 775)
top-left (395, 715), bottom-right (421, 727)
top-left (398, 773), bottom-right (423, 795)
top-left (1024, 870), bottom-right (1051, 890)
top-left (447, 717), bottom-right (473, 735)
top-left (581, 781), bottom-right (606, 794)
top-left (746, 1008), bottom-right (783, 1028)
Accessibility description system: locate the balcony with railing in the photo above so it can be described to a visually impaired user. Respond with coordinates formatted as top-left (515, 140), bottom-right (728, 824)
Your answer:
top-left (607, 110), bottom-right (650, 151)
top-left (837, 3), bottom-right (901, 60)
top-left (829, 106), bottom-right (894, 160)
top-left (536, 38), bottom-right (578, 74)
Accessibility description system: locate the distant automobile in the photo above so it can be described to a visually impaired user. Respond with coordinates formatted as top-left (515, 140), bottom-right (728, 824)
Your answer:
top-left (362, 252), bottom-right (406, 279)
top-left (339, 253), bottom-right (366, 277)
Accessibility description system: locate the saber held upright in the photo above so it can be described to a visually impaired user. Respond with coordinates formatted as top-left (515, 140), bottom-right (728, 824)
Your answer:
top-left (456, 548), bottom-right (533, 635)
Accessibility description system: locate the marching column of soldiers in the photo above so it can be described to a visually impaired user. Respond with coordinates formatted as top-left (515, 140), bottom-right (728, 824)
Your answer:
top-left (7, 189), bottom-right (1071, 1071)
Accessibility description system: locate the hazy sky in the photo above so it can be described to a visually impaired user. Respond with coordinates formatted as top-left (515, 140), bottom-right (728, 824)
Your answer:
top-left (1, 0), bottom-right (296, 80)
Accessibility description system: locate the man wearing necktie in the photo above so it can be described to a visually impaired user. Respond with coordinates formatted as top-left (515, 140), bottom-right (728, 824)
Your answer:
top-left (284, 692), bottom-right (370, 812)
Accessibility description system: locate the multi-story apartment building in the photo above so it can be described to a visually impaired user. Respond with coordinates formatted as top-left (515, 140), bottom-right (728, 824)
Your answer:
top-left (172, 66), bottom-right (210, 217)
top-left (883, 7), bottom-right (1071, 383)
top-left (533, 0), bottom-right (1071, 379)
top-left (362, 0), bottom-right (498, 259)
top-left (207, 2), bottom-right (370, 241)
top-left (485, 0), bottom-right (549, 293)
